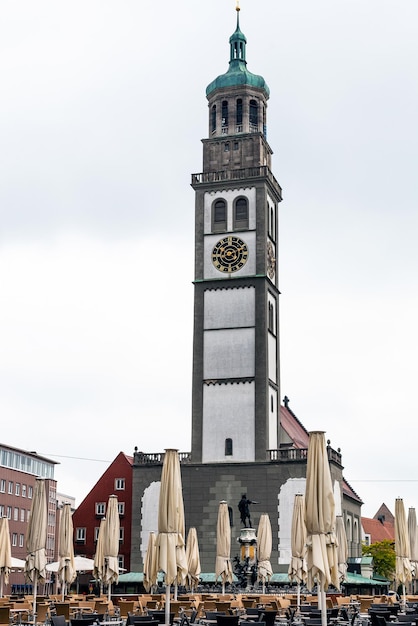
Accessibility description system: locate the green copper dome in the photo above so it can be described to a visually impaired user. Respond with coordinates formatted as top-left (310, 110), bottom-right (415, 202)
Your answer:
top-left (206, 8), bottom-right (269, 98)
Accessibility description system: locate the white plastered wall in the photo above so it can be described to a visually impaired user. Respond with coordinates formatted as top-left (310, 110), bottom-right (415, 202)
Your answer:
top-left (140, 480), bottom-right (160, 561)
top-left (202, 381), bottom-right (255, 462)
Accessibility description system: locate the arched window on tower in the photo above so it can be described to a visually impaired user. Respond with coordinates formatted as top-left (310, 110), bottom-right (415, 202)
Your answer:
top-left (234, 197), bottom-right (249, 230)
top-left (249, 99), bottom-right (258, 132)
top-left (212, 199), bottom-right (227, 232)
top-left (211, 105), bottom-right (216, 135)
top-left (225, 438), bottom-right (233, 456)
top-left (236, 99), bottom-right (243, 132)
top-left (221, 101), bottom-right (228, 134)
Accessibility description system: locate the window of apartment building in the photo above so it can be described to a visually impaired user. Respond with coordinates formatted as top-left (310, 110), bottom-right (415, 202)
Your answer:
top-left (96, 502), bottom-right (106, 516)
top-left (19, 534), bottom-right (24, 548)
top-left (21, 484), bottom-right (26, 498)
top-left (0, 479), bottom-right (5, 493)
top-left (7, 507), bottom-right (12, 519)
top-left (13, 508), bottom-right (19, 521)
top-left (0, 505), bottom-right (4, 517)
top-left (76, 528), bottom-right (86, 543)
top-left (20, 509), bottom-right (25, 522)
top-left (28, 486), bottom-right (33, 498)
top-left (115, 478), bottom-right (125, 490)
top-left (12, 533), bottom-right (17, 547)
top-left (118, 502), bottom-right (125, 515)
top-left (118, 555), bottom-right (124, 570)
top-left (94, 527), bottom-right (100, 542)
top-left (15, 483), bottom-right (20, 496)
top-left (119, 527), bottom-right (124, 542)
top-left (8, 482), bottom-right (13, 495)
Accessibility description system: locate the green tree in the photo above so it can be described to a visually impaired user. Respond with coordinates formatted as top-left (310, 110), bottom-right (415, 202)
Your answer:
top-left (362, 539), bottom-right (395, 579)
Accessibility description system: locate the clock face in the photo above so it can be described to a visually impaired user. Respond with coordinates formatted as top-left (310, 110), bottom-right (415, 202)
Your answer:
top-left (212, 236), bottom-right (249, 273)
top-left (267, 240), bottom-right (276, 279)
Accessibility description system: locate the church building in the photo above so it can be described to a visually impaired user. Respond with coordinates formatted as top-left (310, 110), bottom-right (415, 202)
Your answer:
top-left (131, 5), bottom-right (362, 575)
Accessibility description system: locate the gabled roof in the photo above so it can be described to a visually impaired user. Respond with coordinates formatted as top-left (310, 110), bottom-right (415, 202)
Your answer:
top-left (362, 516), bottom-right (395, 543)
top-left (279, 400), bottom-right (363, 504)
top-left (374, 503), bottom-right (395, 524)
top-left (279, 404), bottom-right (309, 448)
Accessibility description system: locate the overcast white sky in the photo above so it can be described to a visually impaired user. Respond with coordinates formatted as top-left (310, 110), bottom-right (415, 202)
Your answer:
top-left (1, 0), bottom-right (417, 520)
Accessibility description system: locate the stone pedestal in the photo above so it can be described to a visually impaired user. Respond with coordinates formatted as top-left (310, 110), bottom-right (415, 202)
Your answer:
top-left (237, 527), bottom-right (257, 589)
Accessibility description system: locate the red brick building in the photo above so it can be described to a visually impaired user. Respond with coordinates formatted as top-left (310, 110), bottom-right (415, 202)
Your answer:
top-left (72, 452), bottom-right (133, 572)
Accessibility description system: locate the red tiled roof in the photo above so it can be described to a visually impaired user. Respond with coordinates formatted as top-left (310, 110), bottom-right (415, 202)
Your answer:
top-left (280, 403), bottom-right (362, 504)
top-left (362, 516), bottom-right (395, 543)
top-left (280, 405), bottom-right (309, 448)
top-left (342, 478), bottom-right (363, 504)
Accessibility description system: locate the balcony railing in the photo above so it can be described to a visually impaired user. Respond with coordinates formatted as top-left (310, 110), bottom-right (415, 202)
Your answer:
top-left (133, 446), bottom-right (341, 466)
top-left (191, 165), bottom-right (282, 197)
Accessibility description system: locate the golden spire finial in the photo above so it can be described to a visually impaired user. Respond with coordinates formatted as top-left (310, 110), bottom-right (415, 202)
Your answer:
top-left (236, 0), bottom-right (240, 12)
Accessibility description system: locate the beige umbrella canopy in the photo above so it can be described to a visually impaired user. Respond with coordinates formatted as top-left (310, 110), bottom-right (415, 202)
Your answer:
top-left (0, 516), bottom-right (12, 597)
top-left (58, 503), bottom-right (76, 599)
top-left (336, 516), bottom-right (348, 584)
top-left (156, 449), bottom-right (187, 625)
top-left (288, 493), bottom-right (307, 610)
top-left (103, 495), bottom-right (120, 600)
top-left (215, 501), bottom-right (233, 594)
top-left (143, 532), bottom-right (158, 593)
top-left (395, 498), bottom-right (413, 608)
top-left (305, 432), bottom-right (339, 626)
top-left (257, 513), bottom-right (273, 593)
top-left (408, 508), bottom-right (418, 580)
top-left (185, 527), bottom-right (201, 590)
top-left (25, 478), bottom-right (48, 618)
top-left (47, 556), bottom-right (94, 572)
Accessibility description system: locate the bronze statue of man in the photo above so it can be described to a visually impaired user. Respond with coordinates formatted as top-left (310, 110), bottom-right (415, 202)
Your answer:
top-left (238, 494), bottom-right (257, 528)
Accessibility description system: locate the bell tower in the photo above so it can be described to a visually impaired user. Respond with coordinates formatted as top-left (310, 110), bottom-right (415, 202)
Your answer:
top-left (191, 5), bottom-right (282, 464)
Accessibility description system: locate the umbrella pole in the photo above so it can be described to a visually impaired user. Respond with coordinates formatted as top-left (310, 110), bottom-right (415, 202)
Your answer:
top-left (174, 580), bottom-right (178, 601)
top-left (0, 572), bottom-right (3, 598)
top-left (320, 586), bottom-right (327, 626)
top-left (165, 585), bottom-right (170, 626)
top-left (297, 583), bottom-right (301, 613)
top-left (33, 575), bottom-right (38, 621)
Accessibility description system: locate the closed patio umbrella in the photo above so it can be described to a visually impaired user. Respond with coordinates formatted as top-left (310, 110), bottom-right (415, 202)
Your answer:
top-left (215, 501), bottom-right (233, 595)
top-left (156, 449), bottom-right (187, 625)
top-left (257, 513), bottom-right (273, 594)
top-left (93, 517), bottom-right (106, 595)
top-left (144, 531), bottom-right (158, 593)
top-left (185, 527), bottom-right (201, 591)
top-left (288, 493), bottom-right (307, 612)
top-left (103, 495), bottom-right (120, 601)
top-left (408, 508), bottom-right (418, 588)
top-left (395, 498), bottom-right (413, 609)
top-left (336, 516), bottom-right (348, 584)
top-left (58, 502), bottom-right (76, 600)
top-left (305, 432), bottom-right (339, 626)
top-left (25, 478), bottom-right (48, 618)
top-left (0, 516), bottom-right (12, 597)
